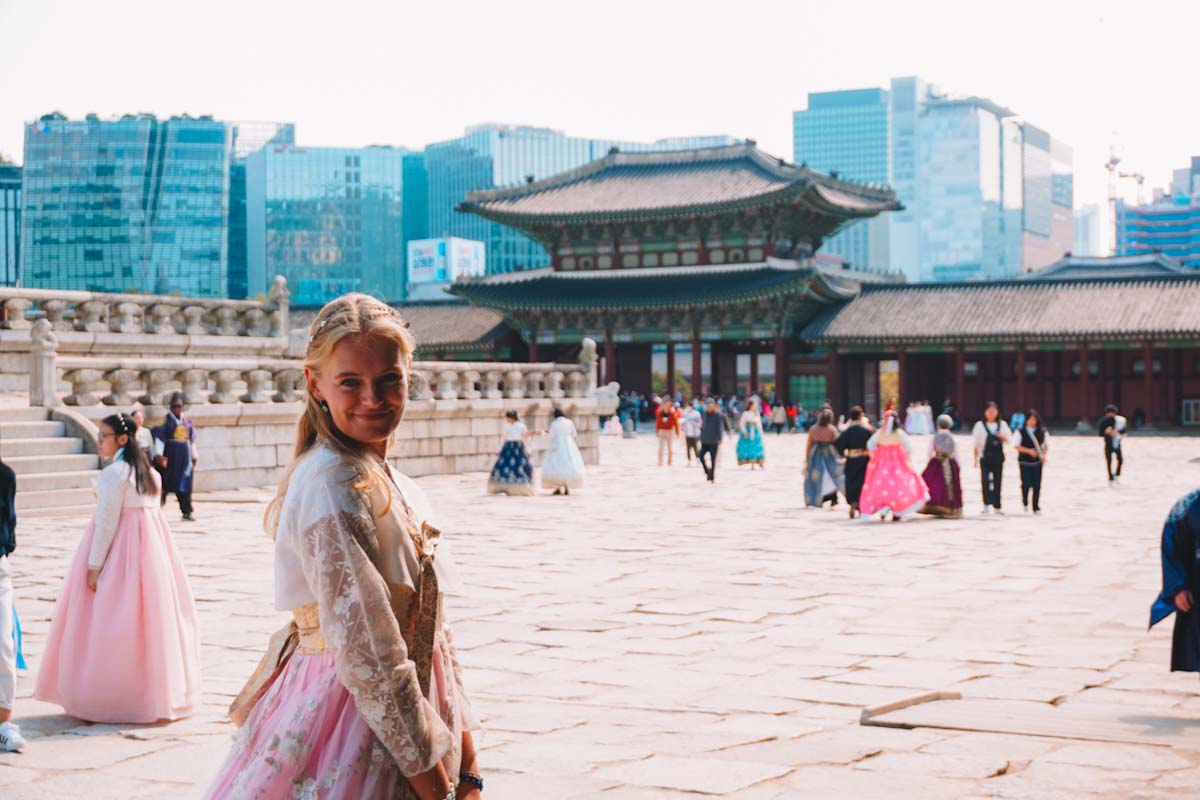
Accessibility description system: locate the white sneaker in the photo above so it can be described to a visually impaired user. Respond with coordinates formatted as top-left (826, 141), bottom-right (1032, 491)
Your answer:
top-left (1033, 510), bottom-right (1042, 516)
top-left (994, 508), bottom-right (1005, 516)
top-left (980, 506), bottom-right (990, 515)
top-left (1113, 476), bottom-right (1121, 485)
top-left (0, 721), bottom-right (27, 752)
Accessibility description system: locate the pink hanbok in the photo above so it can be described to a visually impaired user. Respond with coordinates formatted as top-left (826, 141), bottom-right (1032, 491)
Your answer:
top-left (35, 455), bottom-right (200, 723)
top-left (206, 445), bottom-right (479, 799)
top-left (858, 415), bottom-right (929, 520)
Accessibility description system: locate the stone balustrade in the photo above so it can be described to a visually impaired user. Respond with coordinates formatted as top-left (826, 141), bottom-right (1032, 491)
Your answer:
top-left (0, 275), bottom-right (290, 338)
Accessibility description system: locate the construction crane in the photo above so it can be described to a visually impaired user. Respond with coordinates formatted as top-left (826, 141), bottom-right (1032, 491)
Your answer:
top-left (1105, 148), bottom-right (1146, 254)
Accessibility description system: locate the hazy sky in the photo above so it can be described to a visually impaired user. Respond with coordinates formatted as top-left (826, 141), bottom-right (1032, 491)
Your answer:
top-left (1, 0), bottom-right (1195, 221)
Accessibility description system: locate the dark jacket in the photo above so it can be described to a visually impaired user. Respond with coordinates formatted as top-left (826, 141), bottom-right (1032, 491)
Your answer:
top-left (1150, 490), bottom-right (1200, 672)
top-left (0, 462), bottom-right (15, 558)
top-left (700, 411), bottom-right (731, 445)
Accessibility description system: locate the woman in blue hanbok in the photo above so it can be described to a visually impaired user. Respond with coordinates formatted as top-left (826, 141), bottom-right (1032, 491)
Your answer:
top-left (1150, 490), bottom-right (1200, 673)
top-left (804, 409), bottom-right (844, 507)
top-left (736, 399), bottom-right (766, 469)
top-left (488, 410), bottom-right (536, 496)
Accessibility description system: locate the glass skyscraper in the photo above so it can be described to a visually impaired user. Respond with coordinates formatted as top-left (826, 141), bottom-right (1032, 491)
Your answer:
top-left (0, 165), bottom-right (19, 286)
top-left (227, 122), bottom-right (295, 298)
top-left (243, 145), bottom-right (411, 306)
top-left (21, 113), bottom-right (231, 296)
top-left (1115, 156), bottom-right (1200, 270)
top-left (793, 78), bottom-right (1073, 281)
top-left (424, 125), bottom-right (739, 275)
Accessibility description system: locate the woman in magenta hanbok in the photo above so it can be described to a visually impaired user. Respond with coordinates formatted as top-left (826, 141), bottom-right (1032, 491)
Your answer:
top-left (858, 410), bottom-right (929, 521)
top-left (919, 414), bottom-right (964, 518)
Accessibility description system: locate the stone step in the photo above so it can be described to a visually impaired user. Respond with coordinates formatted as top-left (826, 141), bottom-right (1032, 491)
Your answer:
top-left (0, 437), bottom-right (86, 458)
top-left (16, 486), bottom-right (98, 511)
top-left (0, 407), bottom-right (52, 422)
top-left (5, 453), bottom-right (98, 474)
top-left (0, 420), bottom-right (66, 439)
top-left (17, 469), bottom-right (99, 493)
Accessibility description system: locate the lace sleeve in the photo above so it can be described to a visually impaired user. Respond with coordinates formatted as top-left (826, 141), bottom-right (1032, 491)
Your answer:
top-left (292, 494), bottom-right (453, 776)
top-left (88, 465), bottom-right (128, 569)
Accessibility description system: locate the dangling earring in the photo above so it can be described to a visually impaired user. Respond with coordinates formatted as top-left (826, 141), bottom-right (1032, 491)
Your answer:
top-left (320, 400), bottom-right (330, 414)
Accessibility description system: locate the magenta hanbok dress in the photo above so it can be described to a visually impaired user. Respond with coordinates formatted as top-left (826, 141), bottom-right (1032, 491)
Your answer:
top-left (35, 455), bottom-right (200, 723)
top-left (858, 424), bottom-right (929, 519)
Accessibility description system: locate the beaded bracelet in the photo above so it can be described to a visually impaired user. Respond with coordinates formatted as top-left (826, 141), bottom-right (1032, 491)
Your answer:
top-left (459, 772), bottom-right (484, 792)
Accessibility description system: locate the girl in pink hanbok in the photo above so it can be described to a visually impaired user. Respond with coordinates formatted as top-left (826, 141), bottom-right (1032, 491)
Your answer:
top-left (858, 410), bottom-right (929, 522)
top-left (35, 413), bottom-right (200, 723)
top-left (207, 294), bottom-right (482, 800)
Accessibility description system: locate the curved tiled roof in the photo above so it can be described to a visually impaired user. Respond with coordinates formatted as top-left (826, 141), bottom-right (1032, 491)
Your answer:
top-left (449, 260), bottom-right (864, 312)
top-left (803, 275), bottom-right (1200, 344)
top-left (1019, 252), bottom-right (1192, 281)
top-left (458, 143), bottom-right (901, 224)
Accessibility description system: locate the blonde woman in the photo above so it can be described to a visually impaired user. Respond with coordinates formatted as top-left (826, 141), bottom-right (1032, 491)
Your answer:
top-left (207, 295), bottom-right (482, 800)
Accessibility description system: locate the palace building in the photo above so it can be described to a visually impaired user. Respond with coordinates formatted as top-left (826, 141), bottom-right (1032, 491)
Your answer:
top-left (451, 143), bottom-right (1200, 427)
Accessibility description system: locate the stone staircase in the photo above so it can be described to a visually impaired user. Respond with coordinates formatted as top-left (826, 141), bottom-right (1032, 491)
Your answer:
top-left (2, 408), bottom-right (99, 516)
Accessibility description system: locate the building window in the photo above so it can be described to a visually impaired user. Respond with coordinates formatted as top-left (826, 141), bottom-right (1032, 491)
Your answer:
top-left (621, 254), bottom-right (638, 268)
top-left (561, 256), bottom-right (576, 270)
top-left (1133, 358), bottom-right (1162, 376)
top-left (963, 361), bottom-right (979, 378)
top-left (642, 253), bottom-right (659, 267)
top-left (1071, 359), bottom-right (1100, 377)
top-left (661, 252), bottom-right (679, 267)
top-left (728, 249), bottom-right (744, 263)
top-left (681, 251), bottom-right (699, 266)
top-left (1012, 361), bottom-right (1038, 377)
top-left (747, 247), bottom-right (764, 261)
top-left (709, 249), bottom-right (726, 264)
top-left (597, 255), bottom-right (612, 269)
top-left (579, 257), bottom-right (593, 269)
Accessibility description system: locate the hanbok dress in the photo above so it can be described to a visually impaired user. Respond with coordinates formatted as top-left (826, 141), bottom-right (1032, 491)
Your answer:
top-left (736, 409), bottom-right (765, 466)
top-left (35, 455), bottom-right (200, 723)
top-left (858, 417), bottom-right (929, 520)
top-left (487, 421), bottom-right (535, 496)
top-left (540, 416), bottom-right (586, 490)
top-left (804, 423), bottom-right (845, 507)
top-left (151, 412), bottom-right (196, 497)
top-left (919, 430), bottom-right (964, 518)
top-left (1150, 490), bottom-right (1200, 673)
top-left (206, 445), bottom-right (479, 798)
top-left (603, 415), bottom-right (623, 436)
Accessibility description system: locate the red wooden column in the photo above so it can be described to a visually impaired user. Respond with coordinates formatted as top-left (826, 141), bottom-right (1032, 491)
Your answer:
top-left (1079, 344), bottom-right (1090, 423)
top-left (691, 338), bottom-right (703, 399)
top-left (955, 347), bottom-right (966, 409)
top-left (1144, 342), bottom-right (1154, 424)
top-left (665, 342), bottom-right (676, 398)
top-left (897, 349), bottom-right (908, 409)
top-left (1015, 346), bottom-right (1026, 413)
top-left (774, 335), bottom-right (788, 404)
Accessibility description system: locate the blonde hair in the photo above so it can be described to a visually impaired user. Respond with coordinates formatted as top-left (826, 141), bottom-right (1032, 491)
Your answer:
top-left (265, 293), bottom-right (417, 536)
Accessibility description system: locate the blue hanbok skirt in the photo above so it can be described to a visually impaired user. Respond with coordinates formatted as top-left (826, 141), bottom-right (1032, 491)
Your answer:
top-left (737, 430), bottom-right (765, 465)
top-left (488, 441), bottom-right (535, 496)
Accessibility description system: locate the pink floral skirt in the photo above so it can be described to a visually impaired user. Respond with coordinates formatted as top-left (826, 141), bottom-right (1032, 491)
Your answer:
top-left (34, 506), bottom-right (201, 723)
top-left (207, 635), bottom-right (479, 799)
top-left (858, 443), bottom-right (930, 518)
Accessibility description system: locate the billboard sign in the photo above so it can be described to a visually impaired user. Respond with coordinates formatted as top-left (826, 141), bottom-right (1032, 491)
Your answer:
top-left (407, 237), bottom-right (486, 285)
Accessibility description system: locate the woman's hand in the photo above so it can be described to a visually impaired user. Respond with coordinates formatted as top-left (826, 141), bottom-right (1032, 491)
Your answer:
top-left (407, 763), bottom-right (453, 800)
top-left (1176, 590), bottom-right (1194, 613)
top-left (87, 568), bottom-right (101, 591)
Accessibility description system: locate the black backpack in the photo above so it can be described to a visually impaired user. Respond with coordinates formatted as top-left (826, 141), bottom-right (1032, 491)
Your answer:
top-left (982, 426), bottom-right (1004, 466)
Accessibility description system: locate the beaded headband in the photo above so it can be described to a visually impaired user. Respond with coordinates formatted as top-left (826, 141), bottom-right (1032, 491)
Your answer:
top-left (308, 308), bottom-right (411, 343)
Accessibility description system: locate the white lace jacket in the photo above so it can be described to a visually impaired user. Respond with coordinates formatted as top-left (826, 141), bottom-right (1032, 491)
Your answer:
top-left (273, 444), bottom-right (460, 777)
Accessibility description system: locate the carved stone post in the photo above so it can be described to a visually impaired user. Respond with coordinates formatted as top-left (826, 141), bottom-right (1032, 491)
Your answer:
top-left (74, 300), bottom-right (107, 332)
top-left (435, 369), bottom-right (460, 400)
top-left (241, 369), bottom-right (274, 402)
top-left (29, 319), bottom-right (60, 407)
top-left (1, 297), bottom-right (32, 330)
top-left (108, 302), bottom-right (142, 334)
top-left (408, 369), bottom-right (433, 401)
top-left (176, 368), bottom-right (209, 405)
top-left (63, 368), bottom-right (104, 406)
top-left (41, 299), bottom-right (72, 331)
top-left (458, 370), bottom-right (482, 400)
top-left (181, 306), bottom-right (208, 335)
top-left (268, 275), bottom-right (290, 338)
top-left (209, 369), bottom-right (241, 403)
top-left (546, 370), bottom-right (566, 399)
top-left (272, 368), bottom-right (304, 402)
top-left (241, 308), bottom-right (270, 337)
top-left (525, 370), bottom-right (545, 399)
top-left (139, 368), bottom-right (175, 405)
top-left (102, 368), bottom-right (141, 405)
top-left (213, 306), bottom-right (239, 336)
top-left (145, 303), bottom-right (179, 334)
top-left (482, 370), bottom-right (503, 399)
top-left (503, 369), bottom-right (525, 399)
top-left (565, 372), bottom-right (586, 398)
top-left (579, 337), bottom-right (599, 396)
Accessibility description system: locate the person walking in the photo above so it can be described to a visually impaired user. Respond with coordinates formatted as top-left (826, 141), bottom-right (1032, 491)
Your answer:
top-left (488, 410), bottom-right (536, 495)
top-left (972, 401), bottom-right (1011, 515)
top-left (206, 294), bottom-right (482, 800)
top-left (736, 398), bottom-right (766, 469)
top-left (698, 398), bottom-right (731, 482)
top-left (0, 448), bottom-right (24, 752)
top-left (1014, 409), bottom-right (1049, 514)
top-left (656, 398), bottom-right (681, 466)
top-left (835, 406), bottom-right (873, 519)
top-left (1099, 404), bottom-right (1127, 484)
top-left (541, 408), bottom-right (585, 495)
top-left (36, 413), bottom-right (201, 723)
top-left (918, 414), bottom-right (964, 519)
top-left (770, 402), bottom-right (788, 434)
top-left (680, 401), bottom-right (703, 466)
top-left (1149, 489), bottom-right (1200, 677)
top-left (152, 392), bottom-right (198, 522)
top-left (804, 409), bottom-right (845, 508)
top-left (859, 411), bottom-right (928, 522)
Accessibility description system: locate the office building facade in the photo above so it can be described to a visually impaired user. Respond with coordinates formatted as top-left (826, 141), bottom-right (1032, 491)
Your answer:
top-left (1114, 156), bottom-right (1200, 270)
top-left (0, 165), bottom-right (19, 286)
top-left (793, 77), bottom-right (1073, 281)
top-left (243, 145), bottom-right (412, 306)
top-left (20, 113), bottom-right (231, 296)
top-left (424, 125), bottom-right (739, 275)
top-left (227, 123), bottom-right (295, 298)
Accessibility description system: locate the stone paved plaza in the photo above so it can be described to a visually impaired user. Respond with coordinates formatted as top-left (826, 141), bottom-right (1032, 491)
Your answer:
top-left (2, 430), bottom-right (1200, 798)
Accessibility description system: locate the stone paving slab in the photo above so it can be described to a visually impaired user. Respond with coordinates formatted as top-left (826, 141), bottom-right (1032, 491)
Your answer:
top-left (2, 431), bottom-right (1200, 797)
